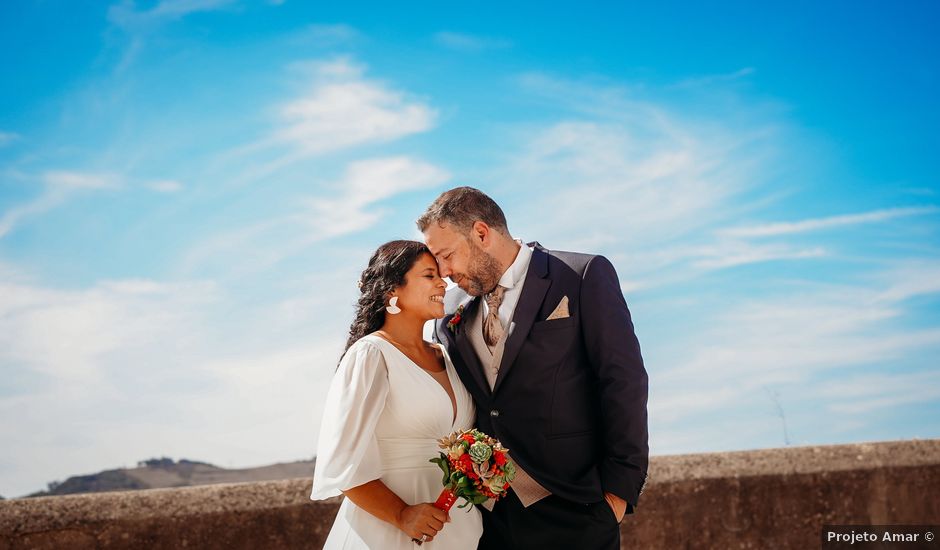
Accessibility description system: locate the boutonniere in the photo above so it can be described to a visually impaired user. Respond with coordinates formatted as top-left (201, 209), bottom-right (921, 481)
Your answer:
top-left (447, 304), bottom-right (465, 333)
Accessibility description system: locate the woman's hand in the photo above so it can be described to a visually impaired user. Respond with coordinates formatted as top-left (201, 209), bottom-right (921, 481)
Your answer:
top-left (341, 481), bottom-right (450, 542)
top-left (396, 503), bottom-right (450, 542)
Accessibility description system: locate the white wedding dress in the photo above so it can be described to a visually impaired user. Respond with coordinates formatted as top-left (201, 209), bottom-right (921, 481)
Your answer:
top-left (311, 334), bottom-right (483, 549)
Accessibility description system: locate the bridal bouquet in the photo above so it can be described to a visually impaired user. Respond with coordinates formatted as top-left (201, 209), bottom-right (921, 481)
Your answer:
top-left (429, 428), bottom-right (516, 511)
top-left (413, 429), bottom-right (517, 544)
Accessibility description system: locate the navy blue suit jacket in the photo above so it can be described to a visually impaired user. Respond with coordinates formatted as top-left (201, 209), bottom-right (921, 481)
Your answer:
top-left (433, 242), bottom-right (648, 512)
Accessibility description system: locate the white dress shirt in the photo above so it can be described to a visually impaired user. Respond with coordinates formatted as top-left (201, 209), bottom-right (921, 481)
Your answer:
top-left (480, 239), bottom-right (533, 331)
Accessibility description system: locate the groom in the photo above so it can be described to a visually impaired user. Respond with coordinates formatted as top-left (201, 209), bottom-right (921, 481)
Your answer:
top-left (419, 187), bottom-right (648, 549)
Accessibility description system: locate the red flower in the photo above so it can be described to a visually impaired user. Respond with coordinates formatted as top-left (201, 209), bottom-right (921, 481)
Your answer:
top-left (458, 453), bottom-right (474, 472)
top-left (494, 452), bottom-right (506, 466)
top-left (447, 305), bottom-right (466, 333)
top-left (461, 434), bottom-right (476, 445)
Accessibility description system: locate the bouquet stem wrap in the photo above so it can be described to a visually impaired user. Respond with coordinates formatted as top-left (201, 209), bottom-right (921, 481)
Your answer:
top-left (413, 489), bottom-right (458, 545)
top-left (433, 488), bottom-right (458, 511)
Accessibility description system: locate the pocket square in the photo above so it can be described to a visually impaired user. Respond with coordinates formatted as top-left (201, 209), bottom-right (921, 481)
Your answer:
top-left (546, 296), bottom-right (570, 320)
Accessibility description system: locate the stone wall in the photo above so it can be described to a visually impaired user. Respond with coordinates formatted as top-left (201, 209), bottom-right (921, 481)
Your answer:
top-left (2, 439), bottom-right (938, 549)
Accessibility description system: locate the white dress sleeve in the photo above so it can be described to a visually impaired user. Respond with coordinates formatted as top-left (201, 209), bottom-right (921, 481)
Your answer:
top-left (310, 340), bottom-right (390, 500)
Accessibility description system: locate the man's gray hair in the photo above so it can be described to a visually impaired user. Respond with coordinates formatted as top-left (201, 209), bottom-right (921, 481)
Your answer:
top-left (416, 186), bottom-right (509, 236)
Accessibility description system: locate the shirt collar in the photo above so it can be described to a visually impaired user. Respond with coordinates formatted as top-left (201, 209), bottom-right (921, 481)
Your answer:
top-left (497, 239), bottom-right (533, 290)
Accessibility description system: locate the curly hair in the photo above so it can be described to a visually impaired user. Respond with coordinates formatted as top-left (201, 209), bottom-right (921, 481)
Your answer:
top-left (342, 240), bottom-right (431, 358)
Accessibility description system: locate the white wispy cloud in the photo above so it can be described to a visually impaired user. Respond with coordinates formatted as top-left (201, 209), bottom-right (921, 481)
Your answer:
top-left (499, 74), bottom-right (939, 297)
top-left (276, 58), bottom-right (434, 152)
top-left (0, 276), bottom-right (218, 383)
top-left (298, 23), bottom-right (360, 44)
top-left (224, 57), bottom-right (437, 184)
top-left (506, 120), bottom-right (746, 247)
top-left (108, 0), bottom-right (237, 28)
top-left (178, 156), bottom-right (449, 276)
top-left (500, 105), bottom-right (779, 287)
top-left (146, 179), bottom-right (183, 193)
top-left (107, 0), bottom-right (239, 70)
top-left (43, 171), bottom-right (120, 190)
top-left (0, 265), bottom-right (347, 497)
top-left (302, 156), bottom-right (450, 239)
top-left (0, 194), bottom-right (61, 240)
top-left (690, 243), bottom-right (827, 269)
top-left (718, 206), bottom-right (939, 238)
top-left (433, 31), bottom-right (512, 52)
top-left (900, 187), bottom-right (936, 197)
top-left (501, 73), bottom-right (792, 265)
top-left (649, 260), bottom-right (940, 453)
top-left (818, 371), bottom-right (940, 414)
top-left (872, 260), bottom-right (940, 303)
top-left (0, 171), bottom-right (120, 239)
top-left (669, 67), bottom-right (756, 89)
top-left (0, 131), bottom-right (20, 147)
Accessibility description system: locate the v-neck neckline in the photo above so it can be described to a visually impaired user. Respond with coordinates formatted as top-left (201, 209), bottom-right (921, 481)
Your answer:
top-left (366, 333), bottom-right (458, 427)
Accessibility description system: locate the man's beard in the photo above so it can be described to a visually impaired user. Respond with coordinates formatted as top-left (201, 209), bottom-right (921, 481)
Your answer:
top-left (462, 245), bottom-right (503, 296)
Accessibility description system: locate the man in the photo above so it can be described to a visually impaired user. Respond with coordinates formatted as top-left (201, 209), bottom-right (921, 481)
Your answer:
top-left (418, 187), bottom-right (648, 549)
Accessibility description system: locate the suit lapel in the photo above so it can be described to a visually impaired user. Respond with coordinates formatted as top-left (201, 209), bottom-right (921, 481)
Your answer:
top-left (449, 296), bottom-right (491, 397)
top-left (493, 244), bottom-right (550, 393)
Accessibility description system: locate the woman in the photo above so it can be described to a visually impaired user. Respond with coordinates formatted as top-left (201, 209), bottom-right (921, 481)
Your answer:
top-left (311, 240), bottom-right (483, 549)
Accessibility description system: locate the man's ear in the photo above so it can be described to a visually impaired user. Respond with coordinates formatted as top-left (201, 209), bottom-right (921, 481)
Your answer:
top-left (471, 220), bottom-right (490, 245)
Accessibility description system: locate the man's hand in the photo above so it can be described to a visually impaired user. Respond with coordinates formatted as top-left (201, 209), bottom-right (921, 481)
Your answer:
top-left (604, 491), bottom-right (627, 523)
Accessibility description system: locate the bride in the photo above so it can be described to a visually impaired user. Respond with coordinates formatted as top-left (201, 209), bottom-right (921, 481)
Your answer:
top-left (311, 240), bottom-right (483, 549)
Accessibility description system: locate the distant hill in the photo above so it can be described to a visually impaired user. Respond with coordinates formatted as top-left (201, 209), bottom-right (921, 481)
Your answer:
top-left (26, 457), bottom-right (316, 498)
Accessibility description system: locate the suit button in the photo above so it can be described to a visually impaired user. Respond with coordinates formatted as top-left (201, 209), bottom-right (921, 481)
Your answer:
top-left (490, 409), bottom-right (500, 417)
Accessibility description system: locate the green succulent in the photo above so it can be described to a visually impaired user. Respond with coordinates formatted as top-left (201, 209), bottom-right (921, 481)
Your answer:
top-left (468, 441), bottom-right (493, 464)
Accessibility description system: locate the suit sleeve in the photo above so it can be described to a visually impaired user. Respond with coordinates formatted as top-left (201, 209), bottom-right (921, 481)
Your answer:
top-left (580, 255), bottom-right (649, 512)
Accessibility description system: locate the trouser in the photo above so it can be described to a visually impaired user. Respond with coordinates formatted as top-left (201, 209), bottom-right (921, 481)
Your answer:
top-left (477, 489), bottom-right (620, 550)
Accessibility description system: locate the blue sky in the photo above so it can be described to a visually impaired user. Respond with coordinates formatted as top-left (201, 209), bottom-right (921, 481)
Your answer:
top-left (1, 0), bottom-right (938, 498)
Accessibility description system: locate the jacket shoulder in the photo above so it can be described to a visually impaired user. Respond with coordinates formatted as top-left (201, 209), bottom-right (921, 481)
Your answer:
top-left (542, 247), bottom-right (596, 277)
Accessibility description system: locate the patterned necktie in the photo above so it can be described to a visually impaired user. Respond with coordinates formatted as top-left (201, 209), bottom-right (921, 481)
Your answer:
top-left (483, 285), bottom-right (506, 347)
